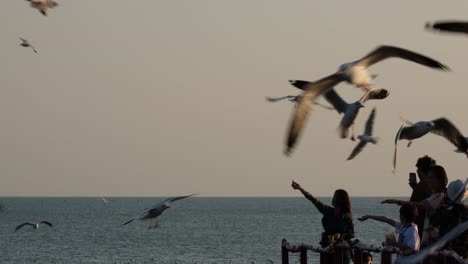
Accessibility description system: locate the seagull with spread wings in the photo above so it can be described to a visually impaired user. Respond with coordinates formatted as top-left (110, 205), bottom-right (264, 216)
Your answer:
top-left (347, 108), bottom-right (378, 160)
top-left (393, 118), bottom-right (468, 173)
top-left (121, 194), bottom-right (197, 229)
top-left (425, 21), bottom-right (468, 35)
top-left (15, 221), bottom-right (53, 231)
top-left (19, 38), bottom-right (38, 54)
top-left (26, 0), bottom-right (58, 16)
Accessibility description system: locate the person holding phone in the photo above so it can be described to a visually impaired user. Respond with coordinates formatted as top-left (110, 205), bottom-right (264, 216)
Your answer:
top-left (408, 155), bottom-right (436, 240)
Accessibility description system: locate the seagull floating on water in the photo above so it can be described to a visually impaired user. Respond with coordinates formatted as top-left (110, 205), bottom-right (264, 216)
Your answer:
top-left (425, 21), bottom-right (468, 35)
top-left (121, 194), bottom-right (197, 229)
top-left (347, 108), bottom-right (379, 160)
top-left (19, 38), bottom-right (38, 54)
top-left (393, 118), bottom-right (468, 174)
top-left (15, 221), bottom-right (53, 231)
top-left (26, 0), bottom-right (58, 16)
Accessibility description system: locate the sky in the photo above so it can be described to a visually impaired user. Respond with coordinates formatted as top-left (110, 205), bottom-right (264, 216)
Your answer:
top-left (1, 1), bottom-right (468, 197)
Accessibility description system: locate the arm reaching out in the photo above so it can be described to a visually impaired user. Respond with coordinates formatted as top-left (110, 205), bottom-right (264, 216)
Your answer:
top-left (291, 180), bottom-right (331, 215)
top-left (358, 215), bottom-right (396, 226)
top-left (381, 199), bottom-right (430, 210)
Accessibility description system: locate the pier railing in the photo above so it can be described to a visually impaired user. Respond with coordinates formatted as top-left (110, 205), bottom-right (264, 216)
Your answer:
top-left (281, 239), bottom-right (466, 264)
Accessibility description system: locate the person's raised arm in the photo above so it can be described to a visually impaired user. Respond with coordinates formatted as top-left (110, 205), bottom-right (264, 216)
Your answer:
top-left (291, 180), bottom-right (331, 214)
top-left (380, 199), bottom-right (430, 210)
top-left (358, 215), bottom-right (396, 226)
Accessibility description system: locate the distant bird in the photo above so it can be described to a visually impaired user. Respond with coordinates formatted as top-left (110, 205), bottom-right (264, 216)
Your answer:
top-left (425, 21), bottom-right (468, 35)
top-left (19, 38), bottom-right (38, 54)
top-left (399, 221), bottom-right (468, 263)
top-left (335, 45), bottom-right (450, 92)
top-left (15, 221), bottom-right (53, 231)
top-left (393, 118), bottom-right (468, 173)
top-left (26, 0), bottom-right (58, 16)
top-left (265, 95), bottom-right (335, 110)
top-left (101, 197), bottom-right (109, 204)
top-left (121, 194), bottom-right (197, 229)
top-left (347, 108), bottom-right (378, 160)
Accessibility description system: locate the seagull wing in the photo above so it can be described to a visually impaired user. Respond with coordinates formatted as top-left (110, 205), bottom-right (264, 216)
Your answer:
top-left (347, 141), bottom-right (367, 160)
top-left (355, 45), bottom-right (450, 71)
top-left (46, 0), bottom-right (58, 8)
top-left (19, 38), bottom-right (28, 44)
top-left (322, 88), bottom-right (348, 114)
top-left (399, 221), bottom-right (468, 263)
top-left (165, 193), bottom-right (198, 204)
top-left (15, 222), bottom-right (34, 231)
top-left (364, 108), bottom-right (376, 136)
top-left (265, 95), bottom-right (297, 102)
top-left (285, 74), bottom-right (347, 154)
top-left (39, 221), bottom-right (53, 227)
top-left (431, 118), bottom-right (468, 154)
top-left (427, 21), bottom-right (468, 34)
top-left (393, 125), bottom-right (406, 174)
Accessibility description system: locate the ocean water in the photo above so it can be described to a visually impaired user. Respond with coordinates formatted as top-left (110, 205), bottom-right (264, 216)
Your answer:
top-left (0, 197), bottom-right (405, 264)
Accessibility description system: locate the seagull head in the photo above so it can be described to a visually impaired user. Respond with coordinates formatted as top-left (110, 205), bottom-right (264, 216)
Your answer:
top-left (352, 101), bottom-right (364, 108)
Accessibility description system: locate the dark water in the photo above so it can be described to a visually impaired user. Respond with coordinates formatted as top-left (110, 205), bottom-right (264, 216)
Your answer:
top-left (0, 197), bottom-right (404, 264)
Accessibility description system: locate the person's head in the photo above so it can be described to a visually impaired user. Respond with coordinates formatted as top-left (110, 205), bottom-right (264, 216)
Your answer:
top-left (332, 189), bottom-right (352, 215)
top-left (445, 179), bottom-right (467, 205)
top-left (361, 251), bottom-right (372, 264)
top-left (415, 155), bottom-right (436, 180)
top-left (427, 165), bottom-right (448, 193)
top-left (399, 205), bottom-right (418, 225)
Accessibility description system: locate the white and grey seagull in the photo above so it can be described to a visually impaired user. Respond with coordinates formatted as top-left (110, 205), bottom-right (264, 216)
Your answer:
top-left (15, 221), bottom-right (53, 231)
top-left (26, 0), bottom-right (58, 16)
top-left (425, 20), bottom-right (468, 35)
top-left (19, 38), bottom-right (38, 54)
top-left (347, 108), bottom-right (379, 160)
top-left (393, 118), bottom-right (468, 173)
top-left (121, 194), bottom-right (197, 229)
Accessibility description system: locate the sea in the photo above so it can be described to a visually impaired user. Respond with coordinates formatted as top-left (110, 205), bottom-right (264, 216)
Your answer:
top-left (0, 197), bottom-right (406, 264)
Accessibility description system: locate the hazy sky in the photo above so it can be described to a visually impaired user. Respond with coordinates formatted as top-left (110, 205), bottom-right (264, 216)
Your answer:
top-left (1, 1), bottom-right (468, 196)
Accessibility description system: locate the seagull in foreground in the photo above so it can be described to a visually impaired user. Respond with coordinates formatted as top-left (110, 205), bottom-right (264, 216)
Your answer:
top-left (347, 108), bottom-right (378, 160)
top-left (425, 21), bottom-right (468, 35)
top-left (335, 45), bottom-right (450, 92)
top-left (26, 0), bottom-right (58, 16)
top-left (399, 221), bottom-right (468, 263)
top-left (393, 118), bottom-right (468, 174)
top-left (15, 221), bottom-right (53, 231)
top-left (19, 38), bottom-right (38, 54)
top-left (121, 194), bottom-right (197, 229)
top-left (265, 95), bottom-right (335, 110)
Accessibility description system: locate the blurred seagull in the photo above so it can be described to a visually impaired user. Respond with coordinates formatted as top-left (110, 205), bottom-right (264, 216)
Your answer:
top-left (101, 197), bottom-right (109, 204)
top-left (425, 20), bottom-right (468, 35)
top-left (393, 118), bottom-right (468, 174)
top-left (26, 0), bottom-right (58, 16)
top-left (19, 38), bottom-right (38, 54)
top-left (335, 45), bottom-right (450, 92)
top-left (347, 108), bottom-right (378, 160)
top-left (15, 221), bottom-right (52, 231)
top-left (265, 95), bottom-right (334, 110)
top-left (121, 194), bottom-right (197, 229)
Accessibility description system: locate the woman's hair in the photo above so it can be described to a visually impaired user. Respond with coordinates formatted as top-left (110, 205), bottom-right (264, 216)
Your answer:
top-left (415, 155), bottom-right (436, 174)
top-left (334, 189), bottom-right (352, 215)
top-left (428, 165), bottom-right (448, 191)
top-left (400, 205), bottom-right (418, 223)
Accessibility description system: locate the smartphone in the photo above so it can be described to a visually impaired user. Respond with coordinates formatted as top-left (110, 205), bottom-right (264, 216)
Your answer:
top-left (409, 172), bottom-right (417, 185)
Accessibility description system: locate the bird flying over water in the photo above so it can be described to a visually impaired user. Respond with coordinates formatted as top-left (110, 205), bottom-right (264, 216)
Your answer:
top-left (26, 0), bottom-right (58, 16)
top-left (347, 108), bottom-right (378, 160)
top-left (121, 194), bottom-right (197, 229)
top-left (15, 221), bottom-right (53, 231)
top-left (425, 21), bottom-right (468, 35)
top-left (393, 118), bottom-right (468, 174)
top-left (19, 38), bottom-right (38, 54)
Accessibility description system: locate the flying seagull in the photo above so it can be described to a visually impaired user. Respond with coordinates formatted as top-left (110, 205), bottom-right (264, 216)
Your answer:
top-left (26, 0), bottom-right (58, 16)
top-left (347, 108), bottom-right (378, 160)
top-left (121, 194), bottom-right (197, 229)
top-left (265, 95), bottom-right (335, 110)
top-left (15, 221), bottom-right (53, 231)
top-left (399, 221), bottom-right (468, 263)
top-left (19, 38), bottom-right (38, 54)
top-left (335, 45), bottom-right (450, 92)
top-left (393, 118), bottom-right (468, 174)
top-left (425, 21), bottom-right (468, 35)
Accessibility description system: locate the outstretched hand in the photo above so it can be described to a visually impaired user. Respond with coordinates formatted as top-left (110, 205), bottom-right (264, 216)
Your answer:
top-left (291, 180), bottom-right (301, 190)
top-left (381, 199), bottom-right (401, 205)
top-left (357, 215), bottom-right (369, 221)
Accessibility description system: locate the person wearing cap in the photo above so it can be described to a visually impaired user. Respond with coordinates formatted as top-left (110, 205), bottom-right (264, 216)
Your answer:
top-left (429, 178), bottom-right (467, 258)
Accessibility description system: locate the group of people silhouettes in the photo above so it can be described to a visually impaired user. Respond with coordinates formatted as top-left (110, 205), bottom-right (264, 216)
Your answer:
top-left (292, 156), bottom-right (467, 264)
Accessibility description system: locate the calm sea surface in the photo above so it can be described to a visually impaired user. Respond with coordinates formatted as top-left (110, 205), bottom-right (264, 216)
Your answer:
top-left (0, 197), bottom-right (406, 264)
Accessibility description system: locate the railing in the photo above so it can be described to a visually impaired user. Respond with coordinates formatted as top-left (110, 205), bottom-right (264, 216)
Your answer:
top-left (281, 239), bottom-right (466, 264)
